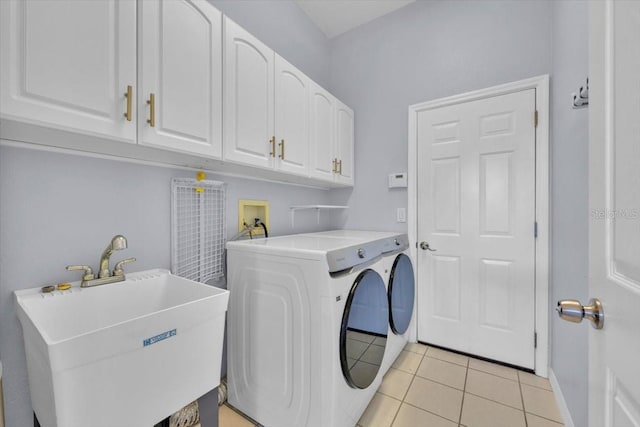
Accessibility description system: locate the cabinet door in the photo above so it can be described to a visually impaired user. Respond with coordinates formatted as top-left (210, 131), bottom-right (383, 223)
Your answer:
top-left (335, 100), bottom-right (354, 186)
top-left (308, 82), bottom-right (335, 181)
top-left (139, 0), bottom-right (222, 158)
top-left (274, 55), bottom-right (309, 176)
top-left (223, 17), bottom-right (274, 168)
top-left (0, 0), bottom-right (136, 142)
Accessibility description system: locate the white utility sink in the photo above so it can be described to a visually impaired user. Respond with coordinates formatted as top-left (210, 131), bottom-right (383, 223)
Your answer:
top-left (15, 269), bottom-right (229, 427)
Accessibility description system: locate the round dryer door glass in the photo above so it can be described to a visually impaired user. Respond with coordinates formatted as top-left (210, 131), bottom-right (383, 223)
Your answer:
top-left (389, 253), bottom-right (415, 335)
top-left (340, 269), bottom-right (389, 389)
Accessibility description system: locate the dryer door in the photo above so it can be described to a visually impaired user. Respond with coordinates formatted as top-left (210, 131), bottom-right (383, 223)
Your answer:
top-left (388, 253), bottom-right (415, 335)
top-left (340, 269), bottom-right (388, 389)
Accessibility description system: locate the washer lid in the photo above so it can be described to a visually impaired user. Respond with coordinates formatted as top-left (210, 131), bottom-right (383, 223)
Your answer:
top-left (226, 234), bottom-right (382, 269)
top-left (226, 230), bottom-right (409, 272)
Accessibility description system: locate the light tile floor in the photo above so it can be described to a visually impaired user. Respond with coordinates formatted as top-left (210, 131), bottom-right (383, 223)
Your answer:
top-left (219, 343), bottom-right (565, 427)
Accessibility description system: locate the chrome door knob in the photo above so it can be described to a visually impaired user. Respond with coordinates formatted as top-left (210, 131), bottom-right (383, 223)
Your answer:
top-left (556, 298), bottom-right (604, 329)
top-left (419, 241), bottom-right (437, 251)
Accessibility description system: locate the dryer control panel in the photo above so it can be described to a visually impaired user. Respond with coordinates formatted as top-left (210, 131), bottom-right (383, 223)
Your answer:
top-left (326, 233), bottom-right (409, 273)
top-left (380, 234), bottom-right (409, 254)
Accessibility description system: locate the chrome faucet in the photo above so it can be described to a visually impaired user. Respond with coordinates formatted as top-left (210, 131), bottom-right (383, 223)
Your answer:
top-left (67, 235), bottom-right (136, 287)
top-left (99, 235), bottom-right (127, 278)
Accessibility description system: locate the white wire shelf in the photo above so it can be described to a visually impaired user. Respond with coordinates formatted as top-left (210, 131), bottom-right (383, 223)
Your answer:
top-left (289, 205), bottom-right (348, 227)
top-left (171, 178), bottom-right (226, 284)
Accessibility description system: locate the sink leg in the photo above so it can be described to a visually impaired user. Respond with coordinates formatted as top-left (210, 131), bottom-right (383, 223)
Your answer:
top-left (154, 417), bottom-right (170, 427)
top-left (36, 411), bottom-right (170, 427)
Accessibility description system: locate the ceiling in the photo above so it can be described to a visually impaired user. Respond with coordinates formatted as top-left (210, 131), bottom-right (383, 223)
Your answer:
top-left (296, 0), bottom-right (416, 39)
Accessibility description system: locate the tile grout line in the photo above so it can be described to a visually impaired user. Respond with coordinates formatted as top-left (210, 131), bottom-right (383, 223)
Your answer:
top-left (518, 373), bottom-right (529, 427)
top-left (467, 366), bottom-right (520, 383)
top-left (519, 380), bottom-right (555, 392)
top-left (388, 351), bottom-right (424, 426)
top-left (399, 400), bottom-right (463, 425)
top-left (458, 357), bottom-right (470, 426)
top-left (519, 380), bottom-right (566, 423)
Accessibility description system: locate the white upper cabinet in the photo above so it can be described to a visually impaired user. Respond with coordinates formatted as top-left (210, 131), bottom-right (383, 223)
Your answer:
top-left (335, 100), bottom-right (354, 185)
top-left (274, 54), bottom-right (310, 176)
top-left (223, 17), bottom-right (275, 169)
top-left (0, 2), bottom-right (354, 187)
top-left (309, 82), bottom-right (336, 181)
top-left (139, 0), bottom-right (222, 158)
top-left (0, 0), bottom-right (137, 143)
top-left (308, 83), bottom-right (354, 185)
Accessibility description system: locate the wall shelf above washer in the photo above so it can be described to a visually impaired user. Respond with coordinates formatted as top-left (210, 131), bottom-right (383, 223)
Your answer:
top-left (289, 205), bottom-right (348, 227)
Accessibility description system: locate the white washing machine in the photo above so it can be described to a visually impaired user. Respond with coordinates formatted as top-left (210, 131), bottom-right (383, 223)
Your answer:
top-left (312, 231), bottom-right (416, 373)
top-left (226, 231), bottom-right (410, 427)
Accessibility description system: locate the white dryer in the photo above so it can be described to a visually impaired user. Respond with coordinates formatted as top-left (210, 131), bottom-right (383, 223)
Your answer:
top-left (226, 231), bottom-right (409, 427)
top-left (380, 249), bottom-right (415, 372)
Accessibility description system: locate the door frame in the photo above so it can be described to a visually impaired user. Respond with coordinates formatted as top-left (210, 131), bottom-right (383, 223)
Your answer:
top-left (407, 75), bottom-right (550, 377)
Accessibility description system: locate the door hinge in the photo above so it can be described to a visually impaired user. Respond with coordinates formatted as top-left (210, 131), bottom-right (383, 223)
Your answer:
top-left (534, 221), bottom-right (538, 238)
top-left (534, 110), bottom-right (539, 128)
top-left (534, 332), bottom-right (538, 348)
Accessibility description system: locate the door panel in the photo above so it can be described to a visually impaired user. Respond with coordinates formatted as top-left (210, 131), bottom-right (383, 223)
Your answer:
top-left (0, 0), bottom-right (136, 142)
top-left (589, 1), bottom-right (640, 424)
top-left (432, 158), bottom-right (461, 234)
top-left (480, 152), bottom-right (513, 235)
top-left (417, 89), bottom-right (536, 368)
top-left (275, 55), bottom-right (309, 175)
top-left (139, 0), bottom-right (222, 157)
top-left (479, 259), bottom-right (513, 330)
top-left (223, 17), bottom-right (274, 168)
top-left (431, 255), bottom-right (461, 321)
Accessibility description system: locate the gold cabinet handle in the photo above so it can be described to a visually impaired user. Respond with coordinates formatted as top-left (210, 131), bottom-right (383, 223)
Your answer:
top-left (124, 85), bottom-right (133, 121)
top-left (332, 158), bottom-right (337, 173)
top-left (278, 139), bottom-right (285, 159)
top-left (338, 159), bottom-right (343, 175)
top-left (146, 93), bottom-right (155, 127)
top-left (269, 136), bottom-right (276, 157)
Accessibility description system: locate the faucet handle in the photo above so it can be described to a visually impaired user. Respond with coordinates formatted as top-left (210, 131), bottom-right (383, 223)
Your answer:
top-left (66, 265), bottom-right (95, 281)
top-left (113, 257), bottom-right (136, 277)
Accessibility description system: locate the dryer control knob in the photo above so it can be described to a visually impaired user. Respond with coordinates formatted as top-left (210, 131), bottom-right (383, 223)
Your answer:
top-left (394, 239), bottom-right (400, 246)
top-left (357, 248), bottom-right (366, 259)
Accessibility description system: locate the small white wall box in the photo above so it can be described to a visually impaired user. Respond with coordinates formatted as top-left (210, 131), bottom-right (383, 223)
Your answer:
top-left (388, 173), bottom-right (408, 188)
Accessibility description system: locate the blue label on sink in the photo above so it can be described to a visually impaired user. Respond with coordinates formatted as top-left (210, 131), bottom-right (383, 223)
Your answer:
top-left (143, 329), bottom-right (177, 347)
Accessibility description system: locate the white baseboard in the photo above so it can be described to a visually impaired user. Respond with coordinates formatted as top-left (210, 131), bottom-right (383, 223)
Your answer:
top-left (548, 368), bottom-right (576, 427)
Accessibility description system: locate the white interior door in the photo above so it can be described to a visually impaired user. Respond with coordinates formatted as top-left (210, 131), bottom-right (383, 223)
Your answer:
top-left (588, 1), bottom-right (640, 425)
top-left (417, 89), bottom-right (537, 369)
top-left (139, 0), bottom-right (222, 158)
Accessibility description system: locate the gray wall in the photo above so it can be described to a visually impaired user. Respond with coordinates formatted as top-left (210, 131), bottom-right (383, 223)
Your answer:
top-left (0, 3), bottom-right (332, 425)
top-left (550, 2), bottom-right (589, 426)
top-left (328, 0), bottom-right (553, 231)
